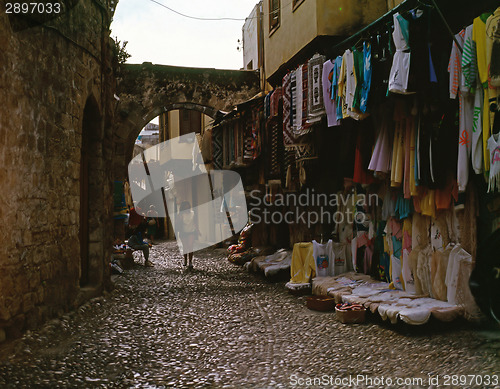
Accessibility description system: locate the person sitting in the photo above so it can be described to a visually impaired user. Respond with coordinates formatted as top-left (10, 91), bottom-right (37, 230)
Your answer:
top-left (127, 220), bottom-right (153, 267)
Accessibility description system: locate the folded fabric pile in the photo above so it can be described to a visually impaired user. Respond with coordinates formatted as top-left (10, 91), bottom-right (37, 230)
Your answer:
top-left (335, 303), bottom-right (365, 312)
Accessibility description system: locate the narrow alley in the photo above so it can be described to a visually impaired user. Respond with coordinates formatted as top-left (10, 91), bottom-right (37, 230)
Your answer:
top-left (0, 241), bottom-right (498, 388)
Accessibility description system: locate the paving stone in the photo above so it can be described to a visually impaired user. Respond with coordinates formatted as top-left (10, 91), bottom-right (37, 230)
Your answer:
top-left (0, 240), bottom-right (498, 388)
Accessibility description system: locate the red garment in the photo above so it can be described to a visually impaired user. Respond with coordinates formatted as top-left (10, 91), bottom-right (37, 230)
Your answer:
top-left (128, 207), bottom-right (145, 227)
top-left (435, 176), bottom-right (459, 210)
top-left (353, 133), bottom-right (375, 185)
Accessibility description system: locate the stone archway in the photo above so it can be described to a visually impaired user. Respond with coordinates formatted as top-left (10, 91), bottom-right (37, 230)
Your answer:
top-left (113, 62), bottom-right (261, 178)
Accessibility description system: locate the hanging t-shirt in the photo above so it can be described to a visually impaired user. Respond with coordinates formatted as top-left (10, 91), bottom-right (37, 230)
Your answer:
top-left (449, 29), bottom-right (473, 192)
top-left (331, 242), bottom-right (347, 275)
top-left (462, 25), bottom-right (477, 94)
top-left (448, 29), bottom-right (465, 100)
top-left (312, 240), bottom-right (334, 277)
top-left (332, 56), bottom-right (343, 121)
top-left (389, 13), bottom-right (412, 94)
top-left (472, 86), bottom-right (484, 174)
top-left (345, 49), bottom-right (356, 112)
top-left (338, 51), bottom-right (348, 119)
top-left (352, 49), bottom-right (364, 110)
top-left (360, 41), bottom-right (372, 113)
top-left (322, 59), bottom-right (340, 127)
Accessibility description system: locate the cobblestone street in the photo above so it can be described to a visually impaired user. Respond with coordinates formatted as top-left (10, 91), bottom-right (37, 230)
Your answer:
top-left (0, 241), bottom-right (499, 388)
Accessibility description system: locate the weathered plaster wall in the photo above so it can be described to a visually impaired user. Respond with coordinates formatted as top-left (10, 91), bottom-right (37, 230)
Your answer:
top-left (0, 1), bottom-right (116, 340)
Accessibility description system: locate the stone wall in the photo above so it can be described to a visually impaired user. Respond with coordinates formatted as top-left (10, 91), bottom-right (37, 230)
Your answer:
top-left (0, 1), bottom-right (116, 340)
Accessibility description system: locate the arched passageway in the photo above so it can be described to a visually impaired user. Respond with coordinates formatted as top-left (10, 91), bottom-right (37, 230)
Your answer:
top-left (113, 62), bottom-right (260, 178)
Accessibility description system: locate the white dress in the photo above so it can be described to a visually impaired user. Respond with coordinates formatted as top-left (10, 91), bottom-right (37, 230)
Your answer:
top-left (388, 13), bottom-right (412, 94)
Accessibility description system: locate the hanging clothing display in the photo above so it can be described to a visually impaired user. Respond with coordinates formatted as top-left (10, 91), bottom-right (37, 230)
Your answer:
top-left (259, 3), bottom-right (500, 326)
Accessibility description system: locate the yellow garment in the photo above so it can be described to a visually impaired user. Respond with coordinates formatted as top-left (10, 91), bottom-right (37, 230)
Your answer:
top-left (290, 242), bottom-right (315, 284)
top-left (420, 189), bottom-right (436, 219)
top-left (391, 121), bottom-right (405, 187)
top-left (473, 15), bottom-right (492, 173)
top-left (409, 116), bottom-right (418, 196)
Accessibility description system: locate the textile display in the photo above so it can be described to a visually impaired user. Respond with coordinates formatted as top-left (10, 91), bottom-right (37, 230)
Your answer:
top-left (267, 117), bottom-right (282, 178)
top-left (270, 87), bottom-right (282, 118)
top-left (294, 65), bottom-right (303, 134)
top-left (294, 137), bottom-right (317, 162)
top-left (290, 70), bottom-right (297, 131)
top-left (307, 54), bottom-right (326, 123)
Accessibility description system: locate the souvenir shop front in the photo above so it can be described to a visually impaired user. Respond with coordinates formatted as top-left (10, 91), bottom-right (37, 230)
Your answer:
top-left (256, 0), bottom-right (500, 323)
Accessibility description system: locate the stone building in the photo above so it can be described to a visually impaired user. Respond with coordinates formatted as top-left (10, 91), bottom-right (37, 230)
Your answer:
top-left (0, 1), bottom-right (117, 340)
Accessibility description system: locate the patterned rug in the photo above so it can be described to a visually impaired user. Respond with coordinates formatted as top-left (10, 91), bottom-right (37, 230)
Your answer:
top-left (295, 138), bottom-right (317, 162)
top-left (294, 63), bottom-right (312, 137)
top-left (268, 117), bottom-right (282, 178)
top-left (283, 72), bottom-right (299, 148)
top-left (307, 54), bottom-right (326, 123)
top-left (212, 126), bottom-right (223, 170)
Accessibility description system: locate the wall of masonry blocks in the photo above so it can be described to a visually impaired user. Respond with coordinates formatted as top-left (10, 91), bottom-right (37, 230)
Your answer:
top-left (0, 1), bottom-right (116, 341)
